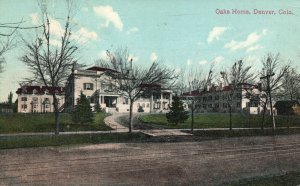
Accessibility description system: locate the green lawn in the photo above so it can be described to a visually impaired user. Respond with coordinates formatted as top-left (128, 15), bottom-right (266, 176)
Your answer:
top-left (0, 132), bottom-right (148, 149)
top-left (0, 112), bottom-right (111, 133)
top-left (140, 113), bottom-right (300, 129)
top-left (228, 171), bottom-right (300, 186)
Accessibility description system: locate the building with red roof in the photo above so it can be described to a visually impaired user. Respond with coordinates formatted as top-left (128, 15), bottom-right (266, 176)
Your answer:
top-left (16, 86), bottom-right (65, 113)
top-left (181, 83), bottom-right (272, 115)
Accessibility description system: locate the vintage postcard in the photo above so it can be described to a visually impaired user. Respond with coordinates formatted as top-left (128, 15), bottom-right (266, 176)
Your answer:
top-left (0, 0), bottom-right (300, 185)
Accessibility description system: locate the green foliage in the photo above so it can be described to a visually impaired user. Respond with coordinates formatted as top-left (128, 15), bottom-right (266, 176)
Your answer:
top-left (166, 94), bottom-right (189, 125)
top-left (8, 92), bottom-right (13, 106)
top-left (94, 101), bottom-right (102, 113)
top-left (13, 99), bottom-right (18, 113)
top-left (72, 92), bottom-right (94, 124)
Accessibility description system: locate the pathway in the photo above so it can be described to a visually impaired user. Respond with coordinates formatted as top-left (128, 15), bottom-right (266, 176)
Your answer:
top-left (103, 113), bottom-right (129, 132)
top-left (104, 113), bottom-right (192, 136)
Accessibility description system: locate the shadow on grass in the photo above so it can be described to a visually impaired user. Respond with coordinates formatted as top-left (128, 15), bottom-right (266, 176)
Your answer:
top-left (189, 128), bottom-right (300, 138)
top-left (0, 132), bottom-right (149, 149)
top-left (226, 171), bottom-right (300, 186)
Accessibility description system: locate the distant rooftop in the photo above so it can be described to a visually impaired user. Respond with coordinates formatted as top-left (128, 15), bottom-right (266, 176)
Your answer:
top-left (16, 86), bottom-right (64, 95)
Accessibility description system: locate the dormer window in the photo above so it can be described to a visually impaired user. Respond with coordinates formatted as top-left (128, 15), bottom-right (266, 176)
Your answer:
top-left (32, 97), bottom-right (38, 103)
top-left (33, 89), bottom-right (38, 94)
top-left (84, 83), bottom-right (94, 90)
top-left (45, 89), bottom-right (49, 94)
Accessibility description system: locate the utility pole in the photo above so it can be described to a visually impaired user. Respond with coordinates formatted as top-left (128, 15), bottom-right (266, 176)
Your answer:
top-left (260, 71), bottom-right (276, 131)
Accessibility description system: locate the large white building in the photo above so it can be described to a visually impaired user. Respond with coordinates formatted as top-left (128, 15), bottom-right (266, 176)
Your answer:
top-left (16, 86), bottom-right (65, 113)
top-left (64, 66), bottom-right (173, 113)
top-left (181, 83), bottom-right (274, 115)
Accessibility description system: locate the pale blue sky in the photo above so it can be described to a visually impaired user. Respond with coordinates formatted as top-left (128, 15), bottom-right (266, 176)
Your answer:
top-left (0, 0), bottom-right (300, 101)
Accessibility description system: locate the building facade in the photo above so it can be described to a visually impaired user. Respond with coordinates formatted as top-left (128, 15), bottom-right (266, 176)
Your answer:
top-left (16, 86), bottom-right (65, 113)
top-left (181, 83), bottom-right (273, 115)
top-left (64, 66), bottom-right (173, 113)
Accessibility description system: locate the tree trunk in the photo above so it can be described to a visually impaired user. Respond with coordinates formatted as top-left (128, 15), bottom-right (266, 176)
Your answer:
top-left (52, 94), bottom-right (60, 135)
top-left (129, 101), bottom-right (133, 133)
top-left (261, 101), bottom-right (267, 130)
top-left (287, 94), bottom-right (293, 129)
top-left (191, 102), bottom-right (194, 132)
top-left (229, 106), bottom-right (232, 131)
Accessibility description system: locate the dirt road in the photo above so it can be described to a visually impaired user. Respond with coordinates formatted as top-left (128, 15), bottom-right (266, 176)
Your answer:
top-left (1, 134), bottom-right (300, 185)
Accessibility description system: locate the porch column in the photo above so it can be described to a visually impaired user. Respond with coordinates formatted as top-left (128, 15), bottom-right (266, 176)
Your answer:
top-left (150, 92), bottom-right (153, 113)
top-left (169, 93), bottom-right (172, 109)
top-left (160, 91), bottom-right (163, 111)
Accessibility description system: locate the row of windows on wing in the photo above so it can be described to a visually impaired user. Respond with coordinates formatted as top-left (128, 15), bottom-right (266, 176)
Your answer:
top-left (189, 100), bottom-right (259, 109)
top-left (189, 102), bottom-right (240, 109)
top-left (83, 83), bottom-right (114, 91)
top-left (183, 93), bottom-right (243, 102)
top-left (21, 97), bottom-right (60, 104)
top-left (21, 104), bottom-right (51, 109)
top-left (22, 89), bottom-right (61, 95)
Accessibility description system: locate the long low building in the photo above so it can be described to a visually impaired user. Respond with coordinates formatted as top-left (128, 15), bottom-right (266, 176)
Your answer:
top-left (181, 83), bottom-right (275, 115)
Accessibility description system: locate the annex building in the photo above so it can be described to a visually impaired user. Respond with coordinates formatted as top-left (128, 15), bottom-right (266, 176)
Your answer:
top-left (181, 83), bottom-right (274, 115)
top-left (16, 86), bottom-right (65, 113)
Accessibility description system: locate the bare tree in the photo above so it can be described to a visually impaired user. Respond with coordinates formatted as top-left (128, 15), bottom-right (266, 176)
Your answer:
top-left (281, 66), bottom-right (300, 127)
top-left (20, 1), bottom-right (77, 135)
top-left (259, 53), bottom-right (290, 129)
top-left (223, 59), bottom-right (255, 130)
top-left (0, 19), bottom-right (43, 74)
top-left (179, 65), bottom-right (213, 131)
top-left (99, 48), bottom-right (177, 132)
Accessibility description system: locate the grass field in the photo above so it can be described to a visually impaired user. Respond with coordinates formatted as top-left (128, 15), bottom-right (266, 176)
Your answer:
top-left (228, 171), bottom-right (300, 186)
top-left (0, 132), bottom-right (148, 149)
top-left (140, 113), bottom-right (300, 129)
top-left (0, 112), bottom-right (111, 133)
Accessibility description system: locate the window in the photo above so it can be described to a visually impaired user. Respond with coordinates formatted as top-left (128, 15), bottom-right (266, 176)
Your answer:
top-left (215, 95), bottom-right (219, 100)
top-left (83, 83), bottom-right (94, 90)
top-left (142, 103), bottom-right (145, 108)
top-left (146, 103), bottom-right (150, 108)
top-left (45, 105), bottom-right (49, 108)
top-left (32, 97), bottom-right (38, 103)
top-left (21, 97), bottom-right (27, 101)
top-left (44, 98), bottom-right (50, 104)
top-left (154, 103), bottom-right (160, 109)
top-left (21, 104), bottom-right (27, 109)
